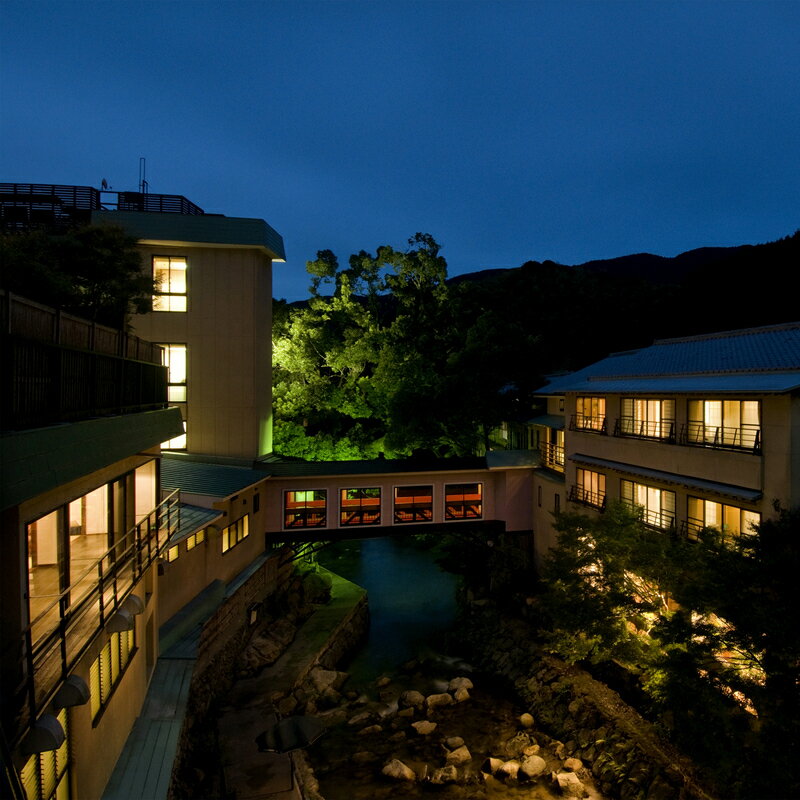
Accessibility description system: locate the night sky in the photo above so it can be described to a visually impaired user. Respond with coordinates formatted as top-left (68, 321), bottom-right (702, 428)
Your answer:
top-left (2, 1), bottom-right (798, 301)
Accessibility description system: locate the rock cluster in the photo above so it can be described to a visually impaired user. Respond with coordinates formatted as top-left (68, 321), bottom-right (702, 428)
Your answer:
top-left (306, 672), bottom-right (595, 798)
top-left (456, 598), bottom-right (715, 800)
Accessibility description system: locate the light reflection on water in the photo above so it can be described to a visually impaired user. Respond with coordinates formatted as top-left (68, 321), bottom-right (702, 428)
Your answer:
top-left (317, 536), bottom-right (459, 684)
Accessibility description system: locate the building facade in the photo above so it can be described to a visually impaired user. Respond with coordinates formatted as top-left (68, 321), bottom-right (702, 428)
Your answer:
top-left (530, 323), bottom-right (800, 566)
top-left (0, 291), bottom-right (183, 800)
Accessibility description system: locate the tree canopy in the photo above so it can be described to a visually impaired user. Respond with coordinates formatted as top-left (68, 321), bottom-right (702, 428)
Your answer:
top-left (536, 503), bottom-right (800, 798)
top-left (272, 234), bottom-right (540, 459)
top-left (1, 224), bottom-right (153, 328)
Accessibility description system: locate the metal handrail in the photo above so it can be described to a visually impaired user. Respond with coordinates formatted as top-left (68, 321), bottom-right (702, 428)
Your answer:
top-left (680, 422), bottom-right (761, 453)
top-left (16, 491), bottom-right (180, 737)
top-left (569, 485), bottom-right (607, 509)
top-left (615, 418), bottom-right (675, 442)
top-left (570, 414), bottom-right (607, 433)
top-left (540, 442), bottom-right (565, 471)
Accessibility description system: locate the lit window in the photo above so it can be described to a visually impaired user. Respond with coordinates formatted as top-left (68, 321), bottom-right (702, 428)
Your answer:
top-left (152, 256), bottom-right (187, 311)
top-left (571, 469), bottom-right (606, 509)
top-left (167, 545), bottom-right (179, 562)
top-left (340, 488), bottom-right (381, 526)
top-left (222, 515), bottom-right (250, 553)
top-left (687, 497), bottom-right (760, 540)
top-left (162, 420), bottom-right (187, 451)
top-left (686, 400), bottom-right (760, 451)
top-left (186, 529), bottom-right (206, 551)
top-left (89, 630), bottom-right (136, 721)
top-left (619, 398), bottom-right (675, 440)
top-left (621, 480), bottom-right (675, 530)
top-left (573, 397), bottom-right (606, 432)
top-left (159, 344), bottom-right (187, 403)
top-left (20, 709), bottom-right (69, 800)
top-left (393, 486), bottom-right (433, 524)
top-left (445, 483), bottom-right (482, 520)
top-left (284, 491), bottom-right (327, 529)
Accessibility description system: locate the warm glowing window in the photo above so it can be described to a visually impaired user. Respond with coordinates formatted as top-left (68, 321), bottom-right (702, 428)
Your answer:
top-left (89, 630), bottom-right (136, 721)
top-left (572, 469), bottom-right (606, 508)
top-left (159, 344), bottom-right (187, 403)
top-left (167, 545), bottom-right (180, 562)
top-left (541, 427), bottom-right (565, 471)
top-left (134, 460), bottom-right (157, 523)
top-left (162, 420), bottom-right (187, 451)
top-left (574, 396), bottom-right (606, 432)
top-left (445, 483), bottom-right (483, 520)
top-left (620, 398), bottom-right (675, 439)
top-left (20, 708), bottom-right (69, 800)
top-left (686, 400), bottom-right (760, 451)
top-left (284, 491), bottom-right (327, 529)
top-left (340, 488), bottom-right (381, 526)
top-left (621, 479), bottom-right (676, 530)
top-left (186, 529), bottom-right (206, 551)
top-left (153, 256), bottom-right (187, 311)
top-left (222, 515), bottom-right (250, 552)
top-left (687, 497), bottom-right (760, 540)
top-left (394, 485), bottom-right (433, 524)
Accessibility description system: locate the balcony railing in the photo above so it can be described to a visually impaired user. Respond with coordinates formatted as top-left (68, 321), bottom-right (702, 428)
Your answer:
top-left (12, 491), bottom-right (180, 739)
top-left (615, 417), bottom-right (675, 443)
top-left (680, 422), bottom-right (761, 454)
top-left (540, 442), bottom-right (565, 472)
top-left (635, 508), bottom-right (676, 532)
top-left (570, 414), bottom-right (607, 434)
top-left (569, 485), bottom-right (607, 509)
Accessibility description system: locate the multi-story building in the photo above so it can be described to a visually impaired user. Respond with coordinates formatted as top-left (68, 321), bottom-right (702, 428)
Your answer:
top-left (531, 322), bottom-right (800, 565)
top-left (0, 291), bottom-right (184, 800)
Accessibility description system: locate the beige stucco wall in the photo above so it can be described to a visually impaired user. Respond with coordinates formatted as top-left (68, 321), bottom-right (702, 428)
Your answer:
top-left (130, 244), bottom-right (273, 460)
top-left (531, 470), bottom-right (566, 569)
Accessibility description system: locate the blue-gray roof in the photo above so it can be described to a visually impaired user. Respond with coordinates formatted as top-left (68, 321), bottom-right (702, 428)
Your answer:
top-left (570, 453), bottom-right (762, 502)
top-left (527, 414), bottom-right (565, 429)
top-left (172, 504), bottom-right (224, 542)
top-left (93, 209), bottom-right (286, 261)
top-left (486, 449), bottom-right (540, 469)
top-left (542, 322), bottom-right (800, 395)
top-left (162, 457), bottom-right (267, 497)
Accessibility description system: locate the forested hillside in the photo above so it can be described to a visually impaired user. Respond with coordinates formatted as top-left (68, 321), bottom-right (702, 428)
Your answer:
top-left (272, 230), bottom-right (799, 460)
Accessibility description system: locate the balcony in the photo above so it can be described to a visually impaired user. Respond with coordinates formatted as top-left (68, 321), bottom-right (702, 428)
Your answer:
top-left (614, 417), bottom-right (675, 443)
top-left (570, 414), bottom-right (607, 434)
top-left (540, 442), bottom-right (565, 472)
top-left (12, 492), bottom-right (180, 739)
top-left (679, 422), bottom-right (761, 454)
top-left (568, 485), bottom-right (606, 510)
top-left (1, 293), bottom-right (167, 430)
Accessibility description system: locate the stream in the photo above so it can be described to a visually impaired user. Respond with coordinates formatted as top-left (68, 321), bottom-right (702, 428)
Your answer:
top-left (310, 535), bottom-right (597, 800)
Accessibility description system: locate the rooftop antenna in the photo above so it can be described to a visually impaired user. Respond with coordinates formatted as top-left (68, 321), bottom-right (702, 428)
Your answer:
top-left (139, 157), bottom-right (148, 195)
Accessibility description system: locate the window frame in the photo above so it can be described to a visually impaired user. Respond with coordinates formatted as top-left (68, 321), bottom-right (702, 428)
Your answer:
top-left (393, 485), bottom-right (434, 524)
top-left (222, 514), bottom-right (250, 552)
top-left (339, 487), bottom-right (381, 527)
top-left (152, 255), bottom-right (188, 312)
top-left (283, 490), bottom-right (328, 529)
top-left (444, 482), bottom-right (483, 520)
top-left (89, 629), bottom-right (136, 724)
top-left (621, 479), bottom-right (676, 530)
top-left (573, 396), bottom-right (607, 433)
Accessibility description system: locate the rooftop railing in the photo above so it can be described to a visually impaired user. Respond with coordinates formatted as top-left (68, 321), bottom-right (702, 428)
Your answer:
top-left (540, 442), bottom-right (565, 472)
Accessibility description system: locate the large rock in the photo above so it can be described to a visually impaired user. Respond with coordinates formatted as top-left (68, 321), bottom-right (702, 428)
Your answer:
top-left (411, 720), bottom-right (437, 736)
top-left (446, 745), bottom-right (472, 766)
top-left (503, 731), bottom-right (534, 759)
top-left (519, 712), bottom-right (535, 729)
top-left (520, 754), bottom-right (547, 779)
top-left (453, 687), bottom-right (471, 703)
top-left (554, 770), bottom-right (586, 797)
top-left (499, 760), bottom-right (521, 780)
top-left (301, 570), bottom-right (332, 603)
top-left (448, 676), bottom-right (474, 692)
top-left (482, 757), bottom-right (504, 775)
top-left (399, 690), bottom-right (425, 709)
top-left (382, 759), bottom-right (416, 781)
top-left (309, 667), bottom-right (346, 694)
top-left (431, 765), bottom-right (459, 784)
top-left (426, 692), bottom-right (455, 710)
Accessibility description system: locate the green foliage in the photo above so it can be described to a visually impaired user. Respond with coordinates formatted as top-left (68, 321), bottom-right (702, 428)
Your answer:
top-left (1, 224), bottom-right (152, 327)
top-left (537, 502), bottom-right (800, 797)
top-left (272, 234), bottom-right (533, 460)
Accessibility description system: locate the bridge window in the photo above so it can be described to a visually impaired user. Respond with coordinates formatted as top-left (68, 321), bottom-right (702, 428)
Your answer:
top-left (284, 490), bottom-right (327, 529)
top-left (394, 485), bottom-right (433, 524)
top-left (340, 488), bottom-right (381, 526)
top-left (445, 483), bottom-right (483, 520)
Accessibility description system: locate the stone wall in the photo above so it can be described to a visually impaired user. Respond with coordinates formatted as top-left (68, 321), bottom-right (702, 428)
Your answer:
top-left (457, 600), bottom-right (718, 800)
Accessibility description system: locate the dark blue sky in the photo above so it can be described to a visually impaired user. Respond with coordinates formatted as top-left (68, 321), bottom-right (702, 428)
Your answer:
top-left (2, 1), bottom-right (798, 301)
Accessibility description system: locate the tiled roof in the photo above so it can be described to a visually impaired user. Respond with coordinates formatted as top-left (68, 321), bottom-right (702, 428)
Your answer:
top-left (171, 504), bottom-right (224, 542)
top-left (570, 454), bottom-right (762, 502)
top-left (258, 456), bottom-right (488, 478)
top-left (542, 322), bottom-right (800, 394)
top-left (161, 457), bottom-right (267, 498)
